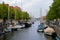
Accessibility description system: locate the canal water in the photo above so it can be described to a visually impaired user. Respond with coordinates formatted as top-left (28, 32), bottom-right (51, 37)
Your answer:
top-left (3, 21), bottom-right (54, 40)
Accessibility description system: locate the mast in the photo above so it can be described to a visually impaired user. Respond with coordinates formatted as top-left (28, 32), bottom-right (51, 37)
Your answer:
top-left (14, 0), bottom-right (16, 20)
top-left (14, 6), bottom-right (16, 20)
top-left (40, 8), bottom-right (42, 23)
top-left (21, 0), bottom-right (23, 21)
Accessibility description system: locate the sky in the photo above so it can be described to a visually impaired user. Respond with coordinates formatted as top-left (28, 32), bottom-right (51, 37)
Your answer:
top-left (0, 0), bottom-right (53, 18)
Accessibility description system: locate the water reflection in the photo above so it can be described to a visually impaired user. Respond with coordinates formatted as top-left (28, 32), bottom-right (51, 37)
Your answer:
top-left (44, 35), bottom-right (55, 40)
top-left (1, 21), bottom-right (56, 40)
top-left (2, 32), bottom-right (55, 40)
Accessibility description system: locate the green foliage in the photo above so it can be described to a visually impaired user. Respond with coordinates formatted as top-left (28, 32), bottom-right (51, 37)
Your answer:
top-left (46, 0), bottom-right (60, 20)
top-left (22, 12), bottom-right (30, 20)
top-left (9, 7), bottom-right (15, 19)
top-left (0, 2), bottom-right (30, 20)
top-left (0, 2), bottom-right (8, 19)
top-left (16, 9), bottom-right (22, 20)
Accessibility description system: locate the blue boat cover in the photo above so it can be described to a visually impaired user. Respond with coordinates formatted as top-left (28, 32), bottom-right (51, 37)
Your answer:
top-left (38, 23), bottom-right (44, 30)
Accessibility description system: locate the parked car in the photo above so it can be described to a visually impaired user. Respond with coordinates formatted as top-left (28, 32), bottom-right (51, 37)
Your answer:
top-left (37, 23), bottom-right (44, 32)
top-left (44, 27), bottom-right (55, 36)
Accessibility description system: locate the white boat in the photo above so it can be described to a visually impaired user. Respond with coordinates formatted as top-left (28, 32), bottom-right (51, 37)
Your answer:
top-left (44, 27), bottom-right (55, 35)
top-left (3, 26), bottom-right (12, 33)
top-left (10, 25), bottom-right (25, 29)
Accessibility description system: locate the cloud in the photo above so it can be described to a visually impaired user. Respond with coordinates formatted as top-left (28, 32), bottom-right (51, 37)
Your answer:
top-left (0, 0), bottom-right (53, 18)
top-left (23, 0), bottom-right (42, 8)
top-left (23, 0), bottom-right (53, 18)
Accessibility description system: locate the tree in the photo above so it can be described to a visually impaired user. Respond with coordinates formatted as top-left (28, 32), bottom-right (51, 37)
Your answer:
top-left (0, 2), bottom-right (8, 19)
top-left (0, 2), bottom-right (30, 20)
top-left (9, 6), bottom-right (15, 20)
top-left (22, 11), bottom-right (30, 20)
top-left (46, 0), bottom-right (60, 20)
top-left (15, 7), bottom-right (22, 20)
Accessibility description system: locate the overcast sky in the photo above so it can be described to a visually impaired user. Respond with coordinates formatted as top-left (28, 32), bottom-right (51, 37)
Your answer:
top-left (0, 0), bottom-right (53, 18)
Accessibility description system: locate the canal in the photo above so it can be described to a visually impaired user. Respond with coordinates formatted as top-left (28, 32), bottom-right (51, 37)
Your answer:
top-left (3, 21), bottom-right (54, 40)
